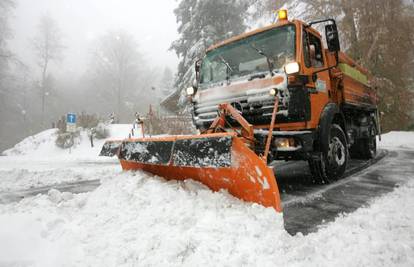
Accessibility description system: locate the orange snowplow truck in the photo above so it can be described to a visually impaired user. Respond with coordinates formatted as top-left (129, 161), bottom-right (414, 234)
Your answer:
top-left (101, 11), bottom-right (379, 213)
top-left (187, 10), bottom-right (379, 183)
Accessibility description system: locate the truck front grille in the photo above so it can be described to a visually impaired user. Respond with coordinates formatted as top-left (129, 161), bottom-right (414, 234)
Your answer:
top-left (193, 87), bottom-right (291, 126)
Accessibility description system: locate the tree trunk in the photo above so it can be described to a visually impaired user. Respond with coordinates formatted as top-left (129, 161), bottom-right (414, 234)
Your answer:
top-left (41, 59), bottom-right (48, 129)
top-left (117, 77), bottom-right (122, 123)
top-left (341, 1), bottom-right (360, 59)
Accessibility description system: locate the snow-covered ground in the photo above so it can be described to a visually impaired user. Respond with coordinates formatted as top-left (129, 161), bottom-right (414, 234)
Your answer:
top-left (2, 124), bottom-right (133, 158)
top-left (0, 129), bottom-right (413, 266)
top-left (377, 131), bottom-right (414, 151)
top-left (0, 125), bottom-right (132, 191)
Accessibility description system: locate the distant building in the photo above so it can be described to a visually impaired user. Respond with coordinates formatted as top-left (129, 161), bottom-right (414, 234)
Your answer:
top-left (160, 90), bottom-right (181, 114)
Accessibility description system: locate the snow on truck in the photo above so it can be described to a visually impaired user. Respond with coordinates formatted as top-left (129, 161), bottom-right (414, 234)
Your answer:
top-left (101, 10), bottom-right (379, 212)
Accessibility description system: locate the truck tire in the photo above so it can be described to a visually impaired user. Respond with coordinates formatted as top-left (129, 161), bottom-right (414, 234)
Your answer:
top-left (350, 136), bottom-right (376, 159)
top-left (308, 124), bottom-right (348, 184)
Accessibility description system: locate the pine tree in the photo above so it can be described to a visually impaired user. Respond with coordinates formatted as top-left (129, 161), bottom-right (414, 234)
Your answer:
top-left (160, 67), bottom-right (174, 96)
top-left (169, 0), bottom-right (249, 110)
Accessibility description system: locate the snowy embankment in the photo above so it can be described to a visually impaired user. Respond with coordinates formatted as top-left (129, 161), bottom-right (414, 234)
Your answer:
top-left (377, 131), bottom-right (414, 150)
top-left (2, 124), bottom-right (133, 158)
top-left (0, 130), bottom-right (413, 266)
top-left (0, 125), bottom-right (133, 191)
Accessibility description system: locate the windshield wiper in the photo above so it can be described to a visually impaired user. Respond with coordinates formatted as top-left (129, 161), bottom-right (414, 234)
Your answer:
top-left (218, 55), bottom-right (233, 84)
top-left (248, 73), bottom-right (266, 81)
top-left (249, 43), bottom-right (274, 77)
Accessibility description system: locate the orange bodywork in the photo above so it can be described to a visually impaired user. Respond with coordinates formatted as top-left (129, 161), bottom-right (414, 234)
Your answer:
top-left (120, 133), bottom-right (282, 212)
top-left (203, 19), bottom-right (377, 132)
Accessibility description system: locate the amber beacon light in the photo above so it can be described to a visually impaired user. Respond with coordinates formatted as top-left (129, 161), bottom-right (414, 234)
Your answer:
top-left (278, 9), bottom-right (288, 21)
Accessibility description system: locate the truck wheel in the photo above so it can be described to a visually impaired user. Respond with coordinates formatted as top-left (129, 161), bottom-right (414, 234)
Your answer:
top-left (308, 124), bottom-right (348, 184)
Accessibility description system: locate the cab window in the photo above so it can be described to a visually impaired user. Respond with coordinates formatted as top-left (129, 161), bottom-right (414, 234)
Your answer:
top-left (303, 30), bottom-right (324, 68)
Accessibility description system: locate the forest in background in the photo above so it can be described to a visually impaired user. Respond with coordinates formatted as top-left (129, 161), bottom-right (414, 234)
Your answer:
top-left (1, 0), bottom-right (413, 151)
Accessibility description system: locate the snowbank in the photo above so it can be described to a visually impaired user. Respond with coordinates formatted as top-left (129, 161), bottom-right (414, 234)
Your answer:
top-left (0, 173), bottom-right (287, 266)
top-left (2, 124), bottom-right (133, 158)
top-left (379, 131), bottom-right (414, 150)
top-left (0, 125), bottom-right (132, 191)
top-left (0, 172), bottom-right (413, 267)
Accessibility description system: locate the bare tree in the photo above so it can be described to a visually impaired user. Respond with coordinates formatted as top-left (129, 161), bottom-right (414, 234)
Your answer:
top-left (0, 0), bottom-right (15, 82)
top-left (89, 30), bottom-right (144, 121)
top-left (32, 14), bottom-right (65, 128)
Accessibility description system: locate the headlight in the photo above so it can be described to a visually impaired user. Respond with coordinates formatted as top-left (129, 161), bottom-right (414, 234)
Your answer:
top-left (186, 87), bottom-right (195, 96)
top-left (274, 138), bottom-right (296, 148)
top-left (269, 88), bottom-right (277, 96)
top-left (284, 62), bottom-right (300, 75)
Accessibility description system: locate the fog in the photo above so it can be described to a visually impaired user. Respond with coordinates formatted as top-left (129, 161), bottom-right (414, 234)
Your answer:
top-left (0, 0), bottom-right (180, 151)
top-left (10, 0), bottom-right (179, 75)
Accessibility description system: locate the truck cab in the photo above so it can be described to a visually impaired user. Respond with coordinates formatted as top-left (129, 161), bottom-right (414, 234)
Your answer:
top-left (187, 10), bottom-right (379, 183)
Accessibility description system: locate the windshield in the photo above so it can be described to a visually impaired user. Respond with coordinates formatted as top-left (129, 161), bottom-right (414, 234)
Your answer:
top-left (200, 25), bottom-right (296, 87)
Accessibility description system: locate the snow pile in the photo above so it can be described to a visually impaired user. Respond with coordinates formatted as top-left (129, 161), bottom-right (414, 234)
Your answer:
top-left (2, 124), bottom-right (133, 158)
top-left (2, 129), bottom-right (59, 156)
top-left (0, 173), bottom-right (287, 266)
top-left (0, 172), bottom-right (413, 266)
top-left (0, 125), bottom-right (132, 191)
top-left (379, 131), bottom-right (414, 150)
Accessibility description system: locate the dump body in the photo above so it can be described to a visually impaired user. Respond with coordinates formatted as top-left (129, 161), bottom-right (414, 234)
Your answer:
top-left (337, 52), bottom-right (377, 108)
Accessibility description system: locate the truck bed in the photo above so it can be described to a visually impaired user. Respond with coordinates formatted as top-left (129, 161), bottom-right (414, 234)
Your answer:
top-left (338, 52), bottom-right (377, 110)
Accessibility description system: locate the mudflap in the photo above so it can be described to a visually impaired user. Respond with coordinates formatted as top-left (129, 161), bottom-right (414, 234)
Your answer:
top-left (118, 133), bottom-right (282, 212)
top-left (99, 140), bottom-right (123, 157)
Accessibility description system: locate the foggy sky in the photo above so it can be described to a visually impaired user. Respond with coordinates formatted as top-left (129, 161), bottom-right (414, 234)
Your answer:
top-left (9, 0), bottom-right (179, 77)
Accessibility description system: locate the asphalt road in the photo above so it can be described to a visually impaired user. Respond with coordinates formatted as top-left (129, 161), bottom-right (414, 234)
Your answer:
top-left (0, 179), bottom-right (101, 204)
top-left (279, 149), bottom-right (414, 235)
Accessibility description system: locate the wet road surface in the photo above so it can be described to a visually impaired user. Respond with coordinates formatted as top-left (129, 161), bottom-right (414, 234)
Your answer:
top-left (0, 179), bottom-right (101, 204)
top-left (279, 149), bottom-right (413, 235)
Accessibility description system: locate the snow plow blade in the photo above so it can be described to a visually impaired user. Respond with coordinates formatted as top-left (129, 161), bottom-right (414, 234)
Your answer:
top-left (118, 132), bottom-right (282, 212)
top-left (99, 140), bottom-right (122, 157)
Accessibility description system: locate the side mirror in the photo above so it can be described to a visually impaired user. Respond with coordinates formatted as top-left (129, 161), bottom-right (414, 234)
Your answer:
top-left (325, 24), bottom-right (340, 52)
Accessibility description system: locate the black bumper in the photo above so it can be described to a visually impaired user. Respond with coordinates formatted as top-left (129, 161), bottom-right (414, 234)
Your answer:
top-left (254, 130), bottom-right (316, 161)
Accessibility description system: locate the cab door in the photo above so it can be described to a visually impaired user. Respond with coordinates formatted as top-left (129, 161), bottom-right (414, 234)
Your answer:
top-left (301, 27), bottom-right (332, 128)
